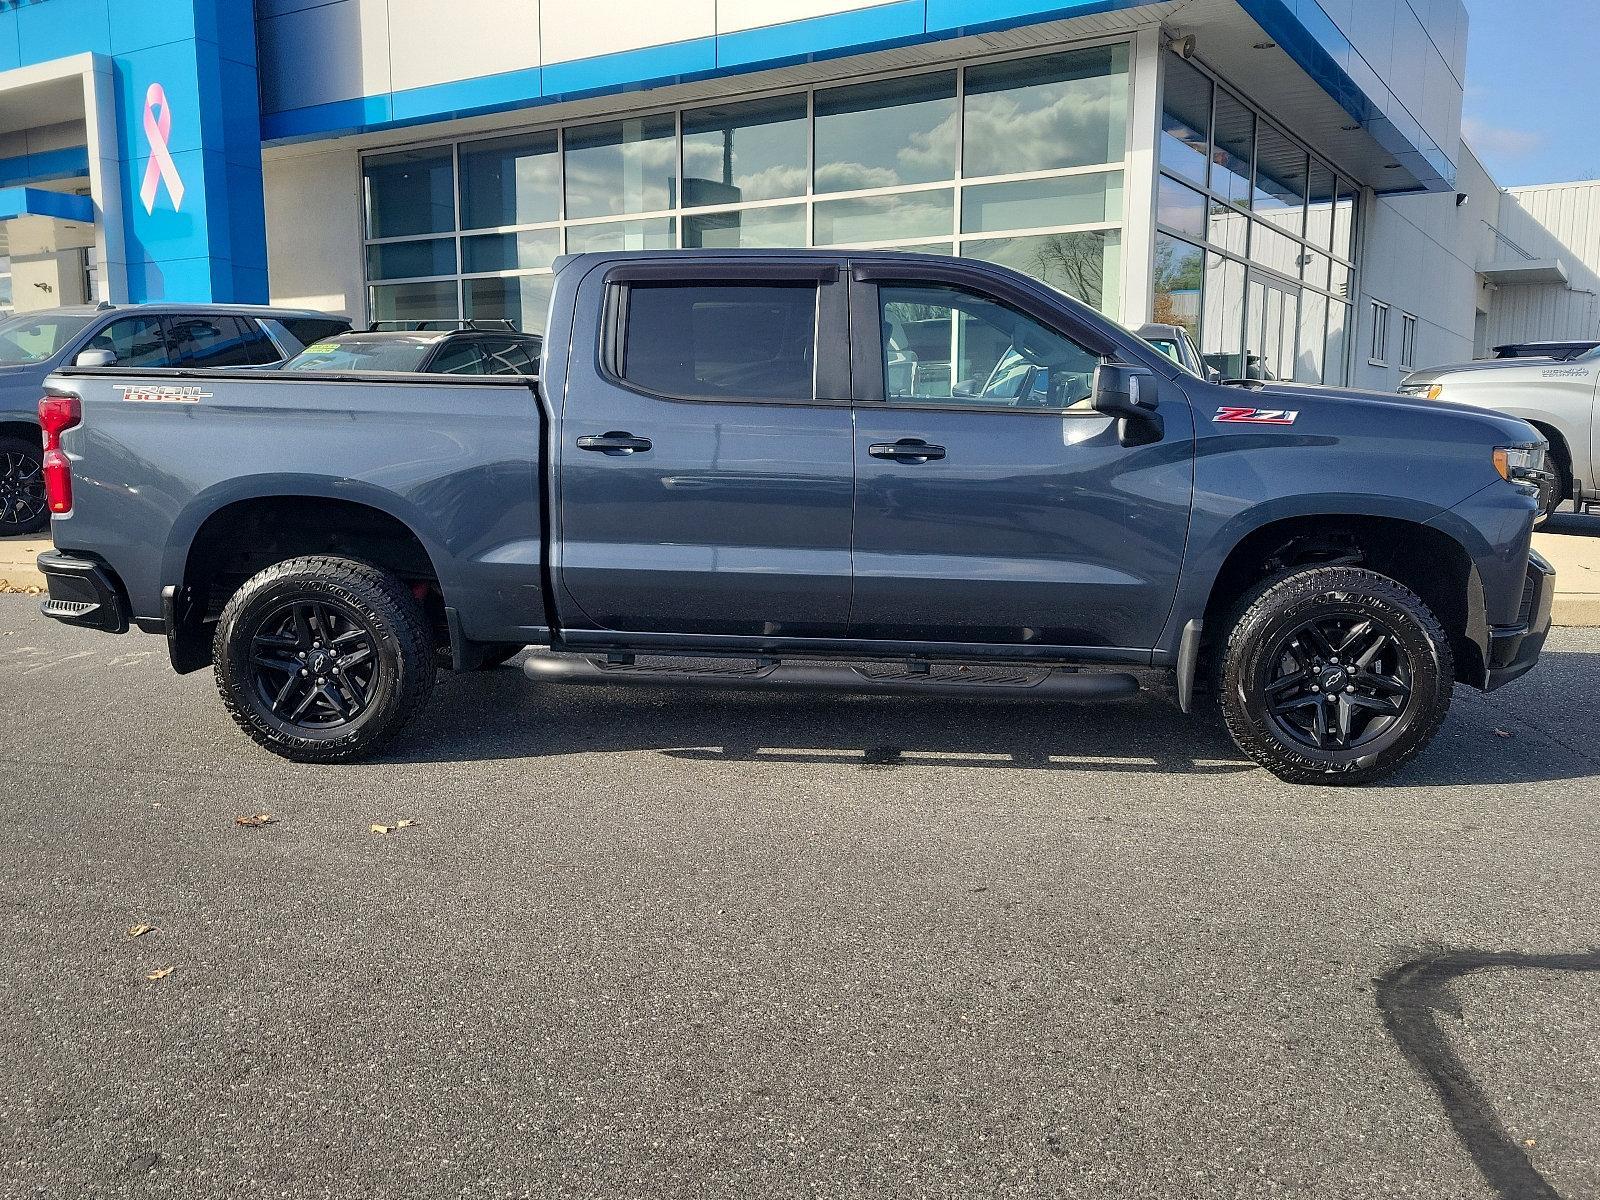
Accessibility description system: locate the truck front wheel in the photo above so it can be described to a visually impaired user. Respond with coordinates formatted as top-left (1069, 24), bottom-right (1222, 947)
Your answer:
top-left (1218, 566), bottom-right (1454, 786)
top-left (213, 556), bottom-right (435, 763)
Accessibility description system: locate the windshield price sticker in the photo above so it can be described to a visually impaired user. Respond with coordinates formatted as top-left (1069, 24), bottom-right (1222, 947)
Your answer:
top-left (116, 384), bottom-right (214, 404)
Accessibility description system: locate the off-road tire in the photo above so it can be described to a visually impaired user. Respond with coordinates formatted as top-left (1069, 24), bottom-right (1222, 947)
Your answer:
top-left (214, 556), bottom-right (435, 763)
top-left (0, 434), bottom-right (49, 536)
top-left (1218, 566), bottom-right (1454, 786)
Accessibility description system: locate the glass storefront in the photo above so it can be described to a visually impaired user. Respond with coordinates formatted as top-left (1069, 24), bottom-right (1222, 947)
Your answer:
top-left (1154, 54), bottom-right (1357, 384)
top-left (362, 43), bottom-right (1131, 331)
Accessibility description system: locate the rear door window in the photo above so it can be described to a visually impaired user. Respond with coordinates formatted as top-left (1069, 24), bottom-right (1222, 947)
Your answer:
top-left (87, 316), bottom-right (172, 367)
top-left (428, 340), bottom-right (492, 375)
top-left (170, 316), bottom-right (267, 367)
top-left (620, 283), bottom-right (817, 401)
top-left (477, 339), bottom-right (537, 375)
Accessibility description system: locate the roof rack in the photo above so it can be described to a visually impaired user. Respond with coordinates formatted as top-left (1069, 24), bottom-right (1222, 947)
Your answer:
top-left (365, 319), bottom-right (521, 333)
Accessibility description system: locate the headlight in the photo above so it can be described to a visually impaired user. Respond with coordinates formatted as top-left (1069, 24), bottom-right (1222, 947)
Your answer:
top-left (1493, 443), bottom-right (1547, 483)
top-left (1399, 382), bottom-right (1445, 399)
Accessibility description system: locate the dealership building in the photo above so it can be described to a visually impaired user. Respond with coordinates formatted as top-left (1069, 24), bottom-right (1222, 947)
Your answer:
top-left (0, 0), bottom-right (1596, 389)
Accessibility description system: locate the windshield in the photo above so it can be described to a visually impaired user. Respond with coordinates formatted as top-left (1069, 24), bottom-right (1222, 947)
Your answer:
top-left (0, 313), bottom-right (95, 365)
top-left (282, 338), bottom-right (435, 373)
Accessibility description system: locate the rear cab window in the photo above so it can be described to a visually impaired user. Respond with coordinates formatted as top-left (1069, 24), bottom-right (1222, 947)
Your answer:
top-left (618, 283), bottom-right (819, 401)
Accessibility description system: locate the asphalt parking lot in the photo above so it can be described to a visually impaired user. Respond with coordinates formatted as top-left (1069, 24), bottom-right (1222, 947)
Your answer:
top-left (1, 593), bottom-right (1597, 1199)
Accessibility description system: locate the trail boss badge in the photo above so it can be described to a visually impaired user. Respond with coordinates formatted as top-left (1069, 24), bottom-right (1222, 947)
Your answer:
top-left (1214, 406), bottom-right (1299, 425)
top-left (116, 384), bottom-right (213, 404)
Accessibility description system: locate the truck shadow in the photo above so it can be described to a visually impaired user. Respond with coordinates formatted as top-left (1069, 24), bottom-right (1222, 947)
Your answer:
top-left (376, 649), bottom-right (1598, 785)
top-left (1376, 947), bottom-right (1600, 1200)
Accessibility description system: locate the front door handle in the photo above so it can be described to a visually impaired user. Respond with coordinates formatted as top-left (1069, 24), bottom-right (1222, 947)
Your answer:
top-left (868, 438), bottom-right (946, 463)
top-left (577, 432), bottom-right (653, 455)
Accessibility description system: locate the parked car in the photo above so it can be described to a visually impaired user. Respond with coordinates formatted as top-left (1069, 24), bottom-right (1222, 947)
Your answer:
top-left (1492, 340), bottom-right (1600, 362)
top-left (1401, 348), bottom-right (1597, 517)
top-left (1135, 322), bottom-right (1220, 381)
top-left (0, 304), bottom-right (350, 535)
top-left (36, 250), bottom-right (1552, 785)
top-left (282, 326), bottom-right (542, 376)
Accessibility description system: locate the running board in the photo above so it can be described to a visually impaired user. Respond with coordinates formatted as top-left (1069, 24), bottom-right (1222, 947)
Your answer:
top-left (524, 654), bottom-right (1139, 701)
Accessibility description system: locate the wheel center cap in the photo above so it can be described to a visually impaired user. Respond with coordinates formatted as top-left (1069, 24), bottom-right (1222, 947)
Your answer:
top-left (309, 649), bottom-right (332, 673)
top-left (1320, 666), bottom-right (1347, 691)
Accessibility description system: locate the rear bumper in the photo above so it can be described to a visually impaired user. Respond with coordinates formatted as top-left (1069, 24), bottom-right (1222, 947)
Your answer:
top-left (36, 550), bottom-right (128, 634)
top-left (1483, 550), bottom-right (1554, 691)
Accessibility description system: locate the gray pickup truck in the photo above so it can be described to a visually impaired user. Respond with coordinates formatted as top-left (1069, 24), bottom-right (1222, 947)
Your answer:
top-left (35, 251), bottom-right (1554, 785)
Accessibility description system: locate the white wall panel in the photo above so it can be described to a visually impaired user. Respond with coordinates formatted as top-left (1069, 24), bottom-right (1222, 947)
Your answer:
top-left (718, 0), bottom-right (899, 35)
top-left (388, 0), bottom-right (541, 92)
top-left (264, 148), bottom-right (366, 320)
top-left (258, 0), bottom-right (391, 111)
top-left (540, 0), bottom-right (716, 64)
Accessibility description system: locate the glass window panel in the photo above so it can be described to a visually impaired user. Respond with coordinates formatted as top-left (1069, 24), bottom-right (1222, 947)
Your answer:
top-left (622, 283), bottom-right (818, 401)
top-left (961, 171), bottom-right (1121, 234)
top-left (366, 238), bottom-right (457, 282)
top-left (814, 73), bottom-right (957, 193)
top-left (564, 115), bottom-right (678, 219)
top-left (370, 280), bottom-right (459, 326)
top-left (1160, 55), bottom-right (1211, 185)
top-left (962, 45), bottom-right (1128, 179)
top-left (464, 274), bottom-right (555, 335)
top-left (1208, 200), bottom-right (1249, 256)
top-left (1250, 220), bottom-right (1302, 278)
top-left (92, 316), bottom-right (171, 367)
top-left (1306, 160), bottom-right (1336, 250)
top-left (462, 228), bottom-right (561, 274)
top-left (1201, 252), bottom-right (1247, 377)
top-left (1253, 123), bottom-right (1307, 236)
top-left (856, 242), bottom-right (954, 256)
top-left (459, 131), bottom-right (560, 229)
top-left (1328, 260), bottom-right (1352, 300)
top-left (1333, 178), bottom-right (1359, 262)
top-left (1325, 301), bottom-right (1351, 384)
top-left (814, 190), bottom-right (953, 245)
top-left (879, 283), bottom-right (1100, 408)
top-left (1210, 90), bottom-right (1254, 210)
top-left (1153, 234), bottom-right (1204, 343)
top-left (683, 204), bottom-right (807, 249)
top-left (1157, 175), bottom-right (1207, 240)
top-left (960, 229), bottom-right (1121, 316)
top-left (682, 95), bottom-right (808, 207)
top-left (564, 217), bottom-right (676, 254)
top-left (364, 148), bottom-right (455, 239)
top-left (1303, 250), bottom-right (1331, 290)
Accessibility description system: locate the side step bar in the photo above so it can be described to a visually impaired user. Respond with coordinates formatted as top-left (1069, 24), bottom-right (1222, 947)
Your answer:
top-left (524, 654), bottom-right (1139, 701)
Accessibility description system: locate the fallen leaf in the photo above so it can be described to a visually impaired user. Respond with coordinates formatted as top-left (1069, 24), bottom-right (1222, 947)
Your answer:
top-left (127, 924), bottom-right (156, 938)
top-left (395, 820), bottom-right (418, 829)
top-left (370, 824), bottom-right (391, 835)
top-left (146, 967), bottom-right (175, 981)
top-left (235, 813), bottom-right (274, 827)
top-left (1494, 728), bottom-right (1513, 739)
top-left (1524, 1139), bottom-right (1536, 1147)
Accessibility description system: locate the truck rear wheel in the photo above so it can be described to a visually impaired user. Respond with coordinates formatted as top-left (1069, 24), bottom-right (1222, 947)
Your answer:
top-left (213, 556), bottom-right (435, 763)
top-left (1218, 566), bottom-right (1453, 786)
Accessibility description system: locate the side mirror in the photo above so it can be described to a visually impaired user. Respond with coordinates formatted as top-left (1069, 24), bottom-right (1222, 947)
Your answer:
top-left (1092, 363), bottom-right (1163, 446)
top-left (74, 348), bottom-right (116, 368)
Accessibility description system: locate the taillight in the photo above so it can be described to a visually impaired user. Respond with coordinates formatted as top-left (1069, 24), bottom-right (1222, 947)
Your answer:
top-left (38, 393), bottom-right (81, 515)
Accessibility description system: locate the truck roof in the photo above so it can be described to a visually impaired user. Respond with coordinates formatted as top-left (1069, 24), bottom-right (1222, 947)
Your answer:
top-left (31, 302), bottom-right (347, 319)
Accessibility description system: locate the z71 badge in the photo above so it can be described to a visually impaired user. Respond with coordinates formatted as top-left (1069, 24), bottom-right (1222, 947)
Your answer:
top-left (116, 384), bottom-right (213, 404)
top-left (1214, 406), bottom-right (1299, 425)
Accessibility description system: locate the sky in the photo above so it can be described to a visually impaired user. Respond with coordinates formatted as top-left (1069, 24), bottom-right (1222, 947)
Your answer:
top-left (1462, 0), bottom-right (1600, 187)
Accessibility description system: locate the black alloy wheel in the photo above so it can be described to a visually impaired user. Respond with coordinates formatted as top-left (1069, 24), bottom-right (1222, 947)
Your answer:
top-left (0, 439), bottom-right (48, 535)
top-left (1218, 565), bottom-right (1454, 785)
top-left (1261, 615), bottom-right (1412, 752)
top-left (250, 599), bottom-right (380, 728)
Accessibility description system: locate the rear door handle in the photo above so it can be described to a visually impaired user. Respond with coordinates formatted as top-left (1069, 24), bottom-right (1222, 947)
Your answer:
top-left (868, 438), bottom-right (946, 463)
top-left (577, 432), bottom-right (653, 455)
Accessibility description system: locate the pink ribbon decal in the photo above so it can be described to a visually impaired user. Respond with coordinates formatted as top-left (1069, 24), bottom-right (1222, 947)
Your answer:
top-left (139, 83), bottom-right (185, 215)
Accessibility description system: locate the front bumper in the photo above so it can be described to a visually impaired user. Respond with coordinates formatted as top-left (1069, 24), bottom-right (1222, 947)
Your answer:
top-left (36, 550), bottom-right (128, 634)
top-left (1483, 549), bottom-right (1555, 691)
